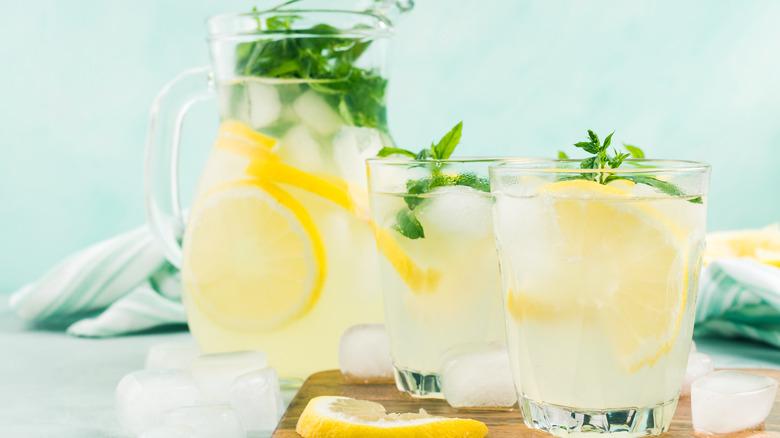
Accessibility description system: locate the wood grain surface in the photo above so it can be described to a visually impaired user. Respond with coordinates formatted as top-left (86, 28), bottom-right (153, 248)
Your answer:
top-left (272, 369), bottom-right (780, 437)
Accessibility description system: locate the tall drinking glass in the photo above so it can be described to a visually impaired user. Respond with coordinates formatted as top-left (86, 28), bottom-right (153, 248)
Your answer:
top-left (367, 158), bottom-right (509, 398)
top-left (490, 159), bottom-right (710, 436)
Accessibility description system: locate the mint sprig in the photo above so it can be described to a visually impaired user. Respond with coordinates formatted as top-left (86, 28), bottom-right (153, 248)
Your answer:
top-left (379, 122), bottom-right (488, 239)
top-left (235, 10), bottom-right (388, 130)
top-left (561, 130), bottom-right (702, 204)
top-left (377, 122), bottom-right (463, 160)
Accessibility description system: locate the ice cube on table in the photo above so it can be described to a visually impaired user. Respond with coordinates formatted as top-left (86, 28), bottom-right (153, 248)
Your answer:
top-left (163, 406), bottom-right (245, 438)
top-left (691, 370), bottom-right (778, 434)
top-left (415, 185), bottom-right (494, 240)
top-left (248, 81), bottom-right (281, 129)
top-left (189, 350), bottom-right (267, 404)
top-left (293, 89), bottom-right (344, 136)
top-left (145, 343), bottom-right (201, 370)
top-left (681, 352), bottom-right (714, 396)
top-left (338, 323), bottom-right (394, 383)
top-left (115, 369), bottom-right (201, 435)
top-left (440, 343), bottom-right (518, 408)
top-left (138, 425), bottom-right (200, 438)
top-left (229, 366), bottom-right (284, 433)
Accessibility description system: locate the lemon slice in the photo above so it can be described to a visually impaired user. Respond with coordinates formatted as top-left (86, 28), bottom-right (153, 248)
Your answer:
top-left (508, 180), bottom-right (688, 374)
top-left (182, 180), bottom-right (325, 331)
top-left (208, 122), bottom-right (438, 295)
top-left (245, 156), bottom-right (440, 294)
top-left (218, 120), bottom-right (277, 153)
top-left (705, 223), bottom-right (780, 268)
top-left (295, 396), bottom-right (488, 438)
top-left (373, 227), bottom-right (442, 294)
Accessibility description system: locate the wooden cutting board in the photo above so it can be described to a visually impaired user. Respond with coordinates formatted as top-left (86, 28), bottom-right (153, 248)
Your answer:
top-left (272, 369), bottom-right (780, 437)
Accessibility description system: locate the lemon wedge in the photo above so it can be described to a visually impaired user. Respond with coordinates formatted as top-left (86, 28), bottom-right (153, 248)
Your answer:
top-left (182, 180), bottom-right (325, 331)
top-left (506, 180), bottom-right (688, 373)
top-left (295, 396), bottom-right (488, 438)
top-left (705, 223), bottom-right (780, 268)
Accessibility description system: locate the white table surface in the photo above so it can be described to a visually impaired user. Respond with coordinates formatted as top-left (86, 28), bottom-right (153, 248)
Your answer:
top-left (3, 294), bottom-right (780, 437)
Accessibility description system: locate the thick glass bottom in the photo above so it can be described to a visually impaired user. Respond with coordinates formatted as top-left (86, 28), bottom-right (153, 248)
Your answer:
top-left (393, 366), bottom-right (443, 399)
top-left (520, 396), bottom-right (678, 437)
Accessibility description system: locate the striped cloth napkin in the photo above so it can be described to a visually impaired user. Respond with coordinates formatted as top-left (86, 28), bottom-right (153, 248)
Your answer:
top-left (695, 258), bottom-right (780, 347)
top-left (9, 226), bottom-right (187, 338)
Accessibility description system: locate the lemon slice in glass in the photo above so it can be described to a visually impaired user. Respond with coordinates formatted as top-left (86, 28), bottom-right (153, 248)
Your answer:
top-left (507, 179), bottom-right (688, 374)
top-left (296, 396), bottom-right (488, 438)
top-left (182, 179), bottom-right (325, 331)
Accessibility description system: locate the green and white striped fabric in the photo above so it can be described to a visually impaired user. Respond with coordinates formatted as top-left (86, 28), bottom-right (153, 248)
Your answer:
top-left (9, 226), bottom-right (187, 338)
top-left (695, 258), bottom-right (780, 347)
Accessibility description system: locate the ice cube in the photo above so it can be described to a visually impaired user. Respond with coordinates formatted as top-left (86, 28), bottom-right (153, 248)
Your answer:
top-left (229, 366), bottom-right (285, 433)
top-left (691, 370), bottom-right (778, 434)
top-left (188, 350), bottom-right (266, 404)
top-left (332, 126), bottom-right (383, 187)
top-left (273, 125), bottom-right (330, 175)
top-left (145, 343), bottom-right (201, 370)
top-left (248, 81), bottom-right (281, 129)
top-left (440, 343), bottom-right (518, 408)
top-left (138, 425), bottom-right (199, 438)
top-left (115, 369), bottom-right (201, 435)
top-left (681, 352), bottom-right (714, 396)
top-left (163, 406), bottom-right (245, 438)
top-left (293, 89), bottom-right (344, 135)
top-left (415, 185), bottom-right (494, 240)
top-left (338, 323), bottom-right (394, 383)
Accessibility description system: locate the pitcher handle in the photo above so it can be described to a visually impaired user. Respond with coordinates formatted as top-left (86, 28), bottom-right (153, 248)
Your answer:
top-left (144, 66), bottom-right (214, 267)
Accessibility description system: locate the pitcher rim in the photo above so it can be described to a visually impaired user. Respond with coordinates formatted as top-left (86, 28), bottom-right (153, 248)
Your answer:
top-left (206, 9), bottom-right (393, 40)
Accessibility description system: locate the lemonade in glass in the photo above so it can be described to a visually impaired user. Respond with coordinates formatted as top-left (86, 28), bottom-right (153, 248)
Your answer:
top-left (367, 158), bottom-right (507, 398)
top-left (490, 157), bottom-right (710, 435)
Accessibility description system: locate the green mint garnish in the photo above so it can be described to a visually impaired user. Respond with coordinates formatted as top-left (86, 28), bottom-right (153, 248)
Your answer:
top-left (377, 122), bottom-right (463, 160)
top-left (381, 122), bottom-right (490, 240)
top-left (235, 9), bottom-right (388, 130)
top-left (561, 130), bottom-right (702, 204)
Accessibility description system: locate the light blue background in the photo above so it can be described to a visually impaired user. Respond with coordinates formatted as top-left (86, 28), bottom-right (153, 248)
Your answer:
top-left (2, 0), bottom-right (779, 293)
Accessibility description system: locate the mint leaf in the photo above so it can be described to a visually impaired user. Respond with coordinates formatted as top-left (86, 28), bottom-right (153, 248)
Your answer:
top-left (618, 175), bottom-right (703, 204)
top-left (575, 141), bottom-right (600, 154)
top-left (392, 209), bottom-right (424, 239)
top-left (377, 147), bottom-right (416, 158)
top-left (415, 149), bottom-right (434, 160)
top-left (565, 130), bottom-right (701, 203)
top-left (623, 144), bottom-right (645, 159)
top-left (432, 122), bottom-right (463, 159)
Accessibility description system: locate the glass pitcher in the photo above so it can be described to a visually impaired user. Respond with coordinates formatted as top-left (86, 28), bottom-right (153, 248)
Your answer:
top-left (145, 6), bottom-right (404, 383)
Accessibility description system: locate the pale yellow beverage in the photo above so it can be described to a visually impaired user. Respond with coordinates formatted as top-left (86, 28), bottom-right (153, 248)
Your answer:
top-left (491, 160), bottom-right (711, 436)
top-left (367, 159), bottom-right (507, 397)
top-left (180, 79), bottom-right (388, 382)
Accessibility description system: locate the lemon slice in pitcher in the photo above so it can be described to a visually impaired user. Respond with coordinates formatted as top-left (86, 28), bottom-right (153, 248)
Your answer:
top-left (511, 180), bottom-right (688, 374)
top-left (182, 180), bottom-right (325, 331)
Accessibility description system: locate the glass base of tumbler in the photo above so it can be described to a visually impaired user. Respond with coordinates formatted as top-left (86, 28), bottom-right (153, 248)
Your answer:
top-left (393, 366), bottom-right (443, 399)
top-left (520, 396), bottom-right (678, 437)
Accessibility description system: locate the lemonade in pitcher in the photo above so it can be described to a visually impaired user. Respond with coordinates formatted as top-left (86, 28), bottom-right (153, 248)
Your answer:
top-left (146, 9), bottom-right (403, 382)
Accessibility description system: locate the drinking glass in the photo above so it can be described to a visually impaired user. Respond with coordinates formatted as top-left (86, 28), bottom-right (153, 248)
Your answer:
top-left (367, 158), bottom-right (510, 398)
top-left (490, 159), bottom-right (711, 435)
